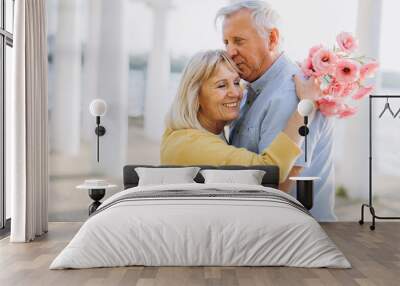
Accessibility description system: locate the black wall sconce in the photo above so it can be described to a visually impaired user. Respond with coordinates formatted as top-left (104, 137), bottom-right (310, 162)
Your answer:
top-left (89, 99), bottom-right (107, 162)
top-left (297, 99), bottom-right (314, 162)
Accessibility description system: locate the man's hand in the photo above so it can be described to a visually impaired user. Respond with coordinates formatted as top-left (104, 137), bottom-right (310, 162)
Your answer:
top-left (293, 74), bottom-right (321, 102)
top-left (279, 166), bottom-right (303, 192)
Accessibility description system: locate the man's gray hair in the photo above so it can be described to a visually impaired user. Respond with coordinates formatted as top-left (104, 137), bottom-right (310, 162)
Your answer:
top-left (215, 0), bottom-right (283, 50)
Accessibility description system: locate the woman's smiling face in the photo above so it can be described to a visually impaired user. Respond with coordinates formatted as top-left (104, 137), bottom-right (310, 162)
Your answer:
top-left (198, 63), bottom-right (243, 133)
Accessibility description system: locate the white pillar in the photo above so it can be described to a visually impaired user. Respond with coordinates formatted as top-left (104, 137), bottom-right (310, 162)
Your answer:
top-left (51, 0), bottom-right (81, 155)
top-left (144, 0), bottom-right (172, 141)
top-left (96, 0), bottom-right (129, 177)
top-left (81, 0), bottom-right (102, 142)
top-left (340, 0), bottom-right (382, 199)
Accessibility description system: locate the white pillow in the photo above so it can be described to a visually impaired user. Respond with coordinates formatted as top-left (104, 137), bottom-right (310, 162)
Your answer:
top-left (200, 169), bottom-right (266, 185)
top-left (135, 167), bottom-right (200, 186)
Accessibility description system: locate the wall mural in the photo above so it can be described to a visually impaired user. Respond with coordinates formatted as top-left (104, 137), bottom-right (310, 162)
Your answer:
top-left (47, 0), bottom-right (400, 223)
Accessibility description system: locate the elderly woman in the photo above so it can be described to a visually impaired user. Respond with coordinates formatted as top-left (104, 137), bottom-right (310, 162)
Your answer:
top-left (161, 50), bottom-right (318, 183)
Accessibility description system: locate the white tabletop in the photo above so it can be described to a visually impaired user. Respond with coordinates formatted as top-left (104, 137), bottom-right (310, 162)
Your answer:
top-left (76, 184), bottom-right (117, 190)
top-left (289, 176), bottom-right (320, 181)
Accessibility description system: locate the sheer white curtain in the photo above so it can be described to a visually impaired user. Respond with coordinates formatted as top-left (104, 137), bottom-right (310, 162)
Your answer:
top-left (8, 0), bottom-right (49, 242)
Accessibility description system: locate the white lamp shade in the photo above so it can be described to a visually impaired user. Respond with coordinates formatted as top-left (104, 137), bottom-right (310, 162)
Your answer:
top-left (89, 99), bottom-right (107, 117)
top-left (297, 99), bottom-right (314, 117)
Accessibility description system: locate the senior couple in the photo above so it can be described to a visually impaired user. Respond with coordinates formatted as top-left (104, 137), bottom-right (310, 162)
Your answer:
top-left (160, 1), bottom-right (336, 221)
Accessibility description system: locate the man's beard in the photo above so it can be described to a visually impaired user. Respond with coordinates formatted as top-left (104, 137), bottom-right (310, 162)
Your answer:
top-left (239, 54), bottom-right (270, 82)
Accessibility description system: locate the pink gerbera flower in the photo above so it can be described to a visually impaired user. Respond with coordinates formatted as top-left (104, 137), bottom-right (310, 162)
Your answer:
top-left (308, 44), bottom-right (323, 58)
top-left (301, 57), bottom-right (319, 77)
top-left (360, 61), bottom-right (379, 81)
top-left (335, 59), bottom-right (360, 84)
top-left (352, 85), bottom-right (374, 100)
top-left (323, 78), bottom-right (344, 97)
top-left (317, 97), bottom-right (340, 117)
top-left (340, 82), bottom-right (358, 97)
top-left (338, 105), bottom-right (357, 118)
top-left (336, 32), bottom-right (358, 53)
top-left (312, 48), bottom-right (338, 75)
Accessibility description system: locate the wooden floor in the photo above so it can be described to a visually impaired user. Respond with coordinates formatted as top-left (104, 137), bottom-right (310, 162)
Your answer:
top-left (0, 222), bottom-right (399, 286)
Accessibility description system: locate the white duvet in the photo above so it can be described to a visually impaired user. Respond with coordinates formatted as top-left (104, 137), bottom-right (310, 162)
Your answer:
top-left (50, 183), bottom-right (351, 269)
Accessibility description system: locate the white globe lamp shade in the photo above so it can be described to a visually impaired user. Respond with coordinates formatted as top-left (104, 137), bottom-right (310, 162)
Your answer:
top-left (297, 99), bottom-right (314, 117)
top-left (89, 99), bottom-right (107, 117)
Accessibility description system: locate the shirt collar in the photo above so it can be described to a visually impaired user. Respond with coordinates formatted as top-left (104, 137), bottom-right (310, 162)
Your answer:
top-left (249, 53), bottom-right (292, 94)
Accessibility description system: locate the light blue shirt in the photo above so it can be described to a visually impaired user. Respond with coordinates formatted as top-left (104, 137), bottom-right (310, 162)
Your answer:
top-left (230, 54), bottom-right (336, 221)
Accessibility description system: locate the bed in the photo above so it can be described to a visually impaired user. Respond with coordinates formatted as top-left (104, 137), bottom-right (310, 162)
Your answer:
top-left (50, 165), bottom-right (350, 269)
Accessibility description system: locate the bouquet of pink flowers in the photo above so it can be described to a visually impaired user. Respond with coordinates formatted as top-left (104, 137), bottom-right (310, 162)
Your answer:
top-left (301, 32), bottom-right (379, 118)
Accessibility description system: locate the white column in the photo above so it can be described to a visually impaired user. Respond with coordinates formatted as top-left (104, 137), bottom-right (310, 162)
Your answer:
top-left (144, 0), bottom-right (172, 141)
top-left (339, 0), bottom-right (382, 199)
top-left (96, 0), bottom-right (129, 177)
top-left (81, 0), bottom-right (102, 142)
top-left (51, 0), bottom-right (81, 155)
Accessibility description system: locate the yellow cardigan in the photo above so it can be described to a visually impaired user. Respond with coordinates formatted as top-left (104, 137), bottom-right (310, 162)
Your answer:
top-left (160, 128), bottom-right (302, 183)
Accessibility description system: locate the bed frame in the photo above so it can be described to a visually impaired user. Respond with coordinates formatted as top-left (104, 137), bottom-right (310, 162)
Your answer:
top-left (123, 165), bottom-right (280, 189)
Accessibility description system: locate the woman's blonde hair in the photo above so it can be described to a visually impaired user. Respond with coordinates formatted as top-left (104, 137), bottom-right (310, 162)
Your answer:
top-left (165, 49), bottom-right (239, 131)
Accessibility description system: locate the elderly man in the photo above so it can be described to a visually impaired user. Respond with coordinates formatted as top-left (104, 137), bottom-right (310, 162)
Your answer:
top-left (216, 0), bottom-right (336, 221)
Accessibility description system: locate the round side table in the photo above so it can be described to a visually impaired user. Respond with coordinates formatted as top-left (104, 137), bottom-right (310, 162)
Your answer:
top-left (289, 177), bottom-right (320, 210)
top-left (76, 183), bottom-right (117, 215)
